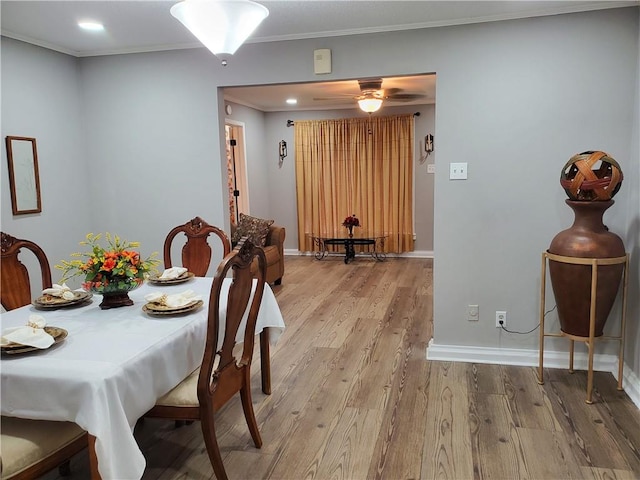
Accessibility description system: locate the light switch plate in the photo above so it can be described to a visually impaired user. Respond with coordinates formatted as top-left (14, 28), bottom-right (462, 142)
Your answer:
top-left (449, 162), bottom-right (468, 180)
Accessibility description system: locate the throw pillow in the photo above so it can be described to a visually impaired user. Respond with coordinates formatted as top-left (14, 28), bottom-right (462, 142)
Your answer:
top-left (232, 213), bottom-right (274, 247)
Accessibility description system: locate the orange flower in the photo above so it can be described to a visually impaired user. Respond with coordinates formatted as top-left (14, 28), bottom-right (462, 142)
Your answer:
top-left (102, 258), bottom-right (116, 272)
top-left (121, 250), bottom-right (140, 265)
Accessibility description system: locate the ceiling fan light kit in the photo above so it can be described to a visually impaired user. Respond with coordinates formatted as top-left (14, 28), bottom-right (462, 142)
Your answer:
top-left (170, 0), bottom-right (269, 65)
top-left (315, 77), bottom-right (427, 112)
top-left (358, 97), bottom-right (383, 113)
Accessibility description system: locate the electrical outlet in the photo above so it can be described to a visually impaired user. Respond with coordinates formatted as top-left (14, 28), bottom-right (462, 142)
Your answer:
top-left (468, 305), bottom-right (479, 321)
top-left (496, 311), bottom-right (507, 328)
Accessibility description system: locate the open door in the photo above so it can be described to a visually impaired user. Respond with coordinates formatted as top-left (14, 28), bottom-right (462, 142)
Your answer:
top-left (225, 122), bottom-right (249, 225)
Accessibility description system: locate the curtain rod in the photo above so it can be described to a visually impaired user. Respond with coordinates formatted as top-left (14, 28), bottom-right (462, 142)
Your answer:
top-left (286, 111), bottom-right (420, 127)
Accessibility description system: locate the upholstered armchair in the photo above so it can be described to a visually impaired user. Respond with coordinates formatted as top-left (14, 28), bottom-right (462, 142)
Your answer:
top-left (230, 215), bottom-right (285, 285)
top-left (262, 224), bottom-right (285, 285)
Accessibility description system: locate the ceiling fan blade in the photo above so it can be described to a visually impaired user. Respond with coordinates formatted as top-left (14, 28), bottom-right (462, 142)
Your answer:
top-left (385, 93), bottom-right (427, 101)
top-left (313, 95), bottom-right (356, 101)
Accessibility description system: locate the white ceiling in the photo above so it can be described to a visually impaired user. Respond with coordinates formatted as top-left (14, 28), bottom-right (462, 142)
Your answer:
top-left (2, 1), bottom-right (636, 111)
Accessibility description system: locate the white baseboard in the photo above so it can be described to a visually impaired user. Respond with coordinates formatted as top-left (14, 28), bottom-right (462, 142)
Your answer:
top-left (284, 249), bottom-right (434, 258)
top-left (622, 366), bottom-right (640, 408)
top-left (285, 249), bottom-right (308, 256)
top-left (426, 339), bottom-right (640, 409)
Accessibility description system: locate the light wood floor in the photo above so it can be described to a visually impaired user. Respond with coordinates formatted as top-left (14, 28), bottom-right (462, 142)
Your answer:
top-left (44, 256), bottom-right (640, 480)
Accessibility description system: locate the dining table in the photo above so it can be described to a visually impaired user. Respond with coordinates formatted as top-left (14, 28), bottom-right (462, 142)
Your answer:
top-left (0, 277), bottom-right (285, 480)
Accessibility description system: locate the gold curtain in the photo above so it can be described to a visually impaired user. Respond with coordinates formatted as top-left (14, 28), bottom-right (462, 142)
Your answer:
top-left (295, 114), bottom-right (414, 253)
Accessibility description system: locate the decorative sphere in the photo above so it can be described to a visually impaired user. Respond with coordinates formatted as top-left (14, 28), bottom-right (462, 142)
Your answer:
top-left (560, 151), bottom-right (623, 201)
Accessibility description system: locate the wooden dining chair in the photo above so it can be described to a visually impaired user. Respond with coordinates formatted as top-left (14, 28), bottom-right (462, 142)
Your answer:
top-left (0, 416), bottom-right (88, 480)
top-left (163, 216), bottom-right (232, 277)
top-left (145, 238), bottom-right (267, 480)
top-left (0, 232), bottom-right (52, 311)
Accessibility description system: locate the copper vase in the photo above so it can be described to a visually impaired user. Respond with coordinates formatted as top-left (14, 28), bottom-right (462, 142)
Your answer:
top-left (548, 200), bottom-right (625, 337)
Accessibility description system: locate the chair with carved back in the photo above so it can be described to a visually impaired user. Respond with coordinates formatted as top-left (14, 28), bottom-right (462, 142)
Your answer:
top-left (0, 232), bottom-right (52, 311)
top-left (1, 235), bottom-right (88, 478)
top-left (144, 238), bottom-right (267, 480)
top-left (163, 217), bottom-right (231, 277)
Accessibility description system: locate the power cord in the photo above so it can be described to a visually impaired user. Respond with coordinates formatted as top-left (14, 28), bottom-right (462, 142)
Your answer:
top-left (498, 305), bottom-right (557, 335)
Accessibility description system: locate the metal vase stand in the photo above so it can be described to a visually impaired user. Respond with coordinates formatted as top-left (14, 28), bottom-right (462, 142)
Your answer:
top-left (537, 251), bottom-right (629, 404)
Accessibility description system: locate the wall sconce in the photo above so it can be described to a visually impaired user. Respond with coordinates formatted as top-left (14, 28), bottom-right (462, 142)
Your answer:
top-left (278, 140), bottom-right (287, 167)
top-left (425, 134), bottom-right (434, 156)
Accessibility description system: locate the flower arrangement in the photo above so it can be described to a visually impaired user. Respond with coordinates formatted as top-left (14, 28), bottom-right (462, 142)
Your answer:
top-left (56, 233), bottom-right (159, 294)
top-left (342, 214), bottom-right (360, 228)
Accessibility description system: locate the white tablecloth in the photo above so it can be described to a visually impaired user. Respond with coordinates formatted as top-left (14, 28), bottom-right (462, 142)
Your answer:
top-left (0, 277), bottom-right (285, 479)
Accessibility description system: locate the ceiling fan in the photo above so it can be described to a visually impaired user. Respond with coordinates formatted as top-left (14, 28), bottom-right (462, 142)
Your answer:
top-left (314, 78), bottom-right (428, 112)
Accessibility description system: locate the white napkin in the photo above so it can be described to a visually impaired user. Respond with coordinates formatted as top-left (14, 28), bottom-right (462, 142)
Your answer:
top-left (1, 315), bottom-right (55, 349)
top-left (144, 289), bottom-right (201, 308)
top-left (42, 283), bottom-right (75, 300)
top-left (158, 267), bottom-right (188, 280)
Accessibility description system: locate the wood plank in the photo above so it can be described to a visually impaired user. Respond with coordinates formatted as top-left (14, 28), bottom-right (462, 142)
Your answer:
top-left (546, 369), bottom-right (634, 470)
top-left (517, 427), bottom-right (585, 479)
top-left (311, 297), bottom-right (371, 349)
top-left (502, 365), bottom-right (562, 431)
top-left (221, 347), bottom-right (339, 456)
top-left (420, 362), bottom-right (474, 480)
top-left (313, 407), bottom-right (385, 480)
top-left (222, 450), bottom-right (276, 480)
top-left (467, 362), bottom-right (506, 395)
top-left (365, 276), bottom-right (433, 479)
top-left (580, 466), bottom-right (639, 479)
top-left (469, 391), bottom-right (530, 479)
top-left (367, 356), bottom-right (430, 480)
top-left (591, 371), bottom-right (640, 473)
top-left (345, 324), bottom-right (406, 411)
top-left (140, 419), bottom-right (214, 480)
top-left (266, 317), bottom-right (378, 479)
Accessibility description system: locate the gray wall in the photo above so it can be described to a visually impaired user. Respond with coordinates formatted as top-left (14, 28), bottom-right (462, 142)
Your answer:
top-left (430, 9), bottom-right (638, 358)
top-left (77, 50), bottom-right (228, 258)
top-left (1, 8), bottom-right (638, 376)
top-left (1, 38), bottom-right (91, 288)
top-left (626, 10), bottom-right (640, 376)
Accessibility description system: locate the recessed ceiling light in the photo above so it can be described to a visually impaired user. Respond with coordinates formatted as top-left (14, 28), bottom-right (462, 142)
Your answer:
top-left (286, 98), bottom-right (297, 105)
top-left (78, 22), bottom-right (105, 31)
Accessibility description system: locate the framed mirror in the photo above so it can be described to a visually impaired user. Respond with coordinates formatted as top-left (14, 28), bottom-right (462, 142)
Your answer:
top-left (5, 136), bottom-right (42, 215)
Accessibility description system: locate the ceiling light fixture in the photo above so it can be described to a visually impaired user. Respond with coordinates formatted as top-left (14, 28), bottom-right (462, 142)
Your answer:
top-left (286, 98), bottom-right (297, 105)
top-left (170, 0), bottom-right (269, 66)
top-left (358, 97), bottom-right (383, 114)
top-left (78, 22), bottom-right (105, 31)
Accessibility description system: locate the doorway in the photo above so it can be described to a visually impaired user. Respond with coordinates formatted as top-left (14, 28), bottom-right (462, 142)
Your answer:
top-left (225, 122), bottom-right (249, 225)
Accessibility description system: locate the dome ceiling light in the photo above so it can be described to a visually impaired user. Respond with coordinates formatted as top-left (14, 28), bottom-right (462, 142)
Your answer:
top-left (170, 0), bottom-right (269, 66)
